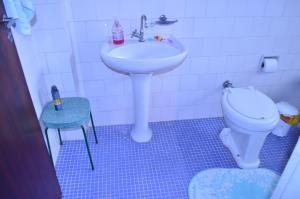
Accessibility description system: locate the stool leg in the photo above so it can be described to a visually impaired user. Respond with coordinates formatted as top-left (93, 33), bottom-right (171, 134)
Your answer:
top-left (44, 128), bottom-right (53, 163)
top-left (57, 128), bottom-right (63, 145)
top-left (90, 112), bottom-right (98, 144)
top-left (81, 126), bottom-right (94, 170)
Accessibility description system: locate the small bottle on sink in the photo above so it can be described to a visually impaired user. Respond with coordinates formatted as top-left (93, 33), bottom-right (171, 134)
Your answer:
top-left (112, 20), bottom-right (124, 45)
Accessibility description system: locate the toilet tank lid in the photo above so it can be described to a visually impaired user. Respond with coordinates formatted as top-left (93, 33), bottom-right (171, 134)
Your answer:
top-left (226, 87), bottom-right (278, 120)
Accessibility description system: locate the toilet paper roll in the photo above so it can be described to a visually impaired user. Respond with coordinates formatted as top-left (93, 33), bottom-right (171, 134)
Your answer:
top-left (262, 58), bottom-right (278, 73)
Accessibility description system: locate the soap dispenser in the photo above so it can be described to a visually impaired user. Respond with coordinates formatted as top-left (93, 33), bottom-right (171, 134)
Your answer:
top-left (112, 20), bottom-right (124, 45)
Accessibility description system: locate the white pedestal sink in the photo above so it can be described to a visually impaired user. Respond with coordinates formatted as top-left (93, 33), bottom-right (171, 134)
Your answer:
top-left (101, 37), bottom-right (187, 142)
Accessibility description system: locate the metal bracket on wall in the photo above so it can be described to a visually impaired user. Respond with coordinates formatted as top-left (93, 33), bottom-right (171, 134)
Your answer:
top-left (1, 14), bottom-right (16, 42)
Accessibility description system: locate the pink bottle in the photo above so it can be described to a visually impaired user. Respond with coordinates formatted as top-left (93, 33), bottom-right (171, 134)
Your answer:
top-left (112, 20), bottom-right (124, 45)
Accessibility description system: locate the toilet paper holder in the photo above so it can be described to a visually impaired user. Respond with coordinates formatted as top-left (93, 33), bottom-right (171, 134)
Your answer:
top-left (259, 56), bottom-right (279, 69)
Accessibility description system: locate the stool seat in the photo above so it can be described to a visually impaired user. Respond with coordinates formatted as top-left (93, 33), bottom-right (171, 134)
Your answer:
top-left (41, 97), bottom-right (98, 170)
top-left (41, 97), bottom-right (90, 129)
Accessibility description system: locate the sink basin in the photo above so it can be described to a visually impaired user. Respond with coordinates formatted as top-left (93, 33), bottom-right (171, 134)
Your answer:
top-left (101, 37), bottom-right (188, 143)
top-left (101, 37), bottom-right (187, 74)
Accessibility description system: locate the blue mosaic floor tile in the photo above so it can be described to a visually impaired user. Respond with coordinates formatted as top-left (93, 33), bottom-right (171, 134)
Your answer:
top-left (55, 118), bottom-right (299, 199)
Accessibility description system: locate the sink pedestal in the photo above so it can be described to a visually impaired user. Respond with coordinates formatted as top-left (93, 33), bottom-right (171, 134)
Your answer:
top-left (130, 73), bottom-right (153, 142)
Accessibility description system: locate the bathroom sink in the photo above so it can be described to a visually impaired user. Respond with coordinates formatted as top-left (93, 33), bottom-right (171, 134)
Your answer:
top-left (101, 37), bottom-right (187, 74)
top-left (100, 36), bottom-right (187, 143)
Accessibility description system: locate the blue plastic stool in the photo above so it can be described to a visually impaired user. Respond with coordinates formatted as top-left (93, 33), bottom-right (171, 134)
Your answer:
top-left (41, 97), bottom-right (98, 170)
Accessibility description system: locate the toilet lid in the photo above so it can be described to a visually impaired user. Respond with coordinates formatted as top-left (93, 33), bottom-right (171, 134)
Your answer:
top-left (226, 88), bottom-right (277, 120)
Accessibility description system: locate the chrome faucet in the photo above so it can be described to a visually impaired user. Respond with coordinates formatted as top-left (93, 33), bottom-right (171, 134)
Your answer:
top-left (131, 15), bottom-right (148, 42)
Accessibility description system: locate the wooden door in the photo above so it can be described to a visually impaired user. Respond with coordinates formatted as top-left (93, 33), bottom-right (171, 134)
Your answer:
top-left (0, 1), bottom-right (61, 199)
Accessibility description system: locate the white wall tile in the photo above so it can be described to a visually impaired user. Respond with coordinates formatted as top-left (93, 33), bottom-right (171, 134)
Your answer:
top-left (70, 0), bottom-right (97, 20)
top-left (194, 103), bottom-right (217, 118)
top-left (172, 18), bottom-right (195, 38)
top-left (177, 106), bottom-right (195, 120)
top-left (116, 95), bottom-right (134, 109)
top-left (249, 72), bottom-right (283, 86)
top-left (203, 89), bottom-right (222, 103)
top-left (149, 107), bottom-right (162, 122)
top-left (208, 57), bottom-right (226, 74)
top-left (283, 0), bottom-right (300, 16)
top-left (160, 107), bottom-right (178, 121)
top-left (245, 0), bottom-right (269, 17)
top-left (289, 37), bottom-right (300, 53)
top-left (97, 96), bottom-right (122, 111)
top-left (225, 56), bottom-right (245, 72)
top-left (69, 22), bottom-right (87, 42)
top-left (289, 54), bottom-right (300, 69)
top-left (287, 18), bottom-right (300, 36)
top-left (86, 21), bottom-right (111, 42)
top-left (198, 74), bottom-right (218, 89)
top-left (199, 38), bottom-right (222, 56)
top-left (194, 18), bottom-right (214, 37)
top-left (251, 18), bottom-right (271, 37)
top-left (162, 76), bottom-right (181, 91)
top-left (269, 18), bottom-right (290, 36)
top-left (151, 92), bottom-right (172, 107)
top-left (52, 29), bottom-right (72, 51)
top-left (34, 3), bottom-right (65, 29)
top-left (183, 38), bottom-right (203, 57)
top-left (32, 30), bottom-right (54, 52)
top-left (92, 111), bottom-right (111, 126)
top-left (109, 110), bottom-right (134, 125)
top-left (228, 0), bottom-right (248, 16)
top-left (119, 0), bottom-right (141, 19)
top-left (190, 57), bottom-right (209, 74)
top-left (185, 0), bottom-right (207, 17)
top-left (95, 1), bottom-right (120, 20)
top-left (221, 38), bottom-right (244, 55)
top-left (104, 78), bottom-right (125, 96)
top-left (180, 75), bottom-right (200, 90)
top-left (83, 80), bottom-right (105, 97)
top-left (151, 76), bottom-right (163, 93)
top-left (243, 55), bottom-right (261, 72)
top-left (77, 42), bottom-right (101, 62)
top-left (61, 73), bottom-right (76, 91)
top-left (272, 37), bottom-right (291, 54)
top-left (265, 0), bottom-right (286, 16)
top-left (213, 18), bottom-right (235, 37)
top-left (46, 52), bottom-right (72, 73)
top-left (141, 0), bottom-right (165, 19)
top-left (44, 73), bottom-right (64, 91)
top-left (164, 0), bottom-right (186, 18)
top-left (175, 91), bottom-right (205, 106)
top-left (206, 0), bottom-right (229, 17)
top-left (232, 18), bottom-right (253, 37)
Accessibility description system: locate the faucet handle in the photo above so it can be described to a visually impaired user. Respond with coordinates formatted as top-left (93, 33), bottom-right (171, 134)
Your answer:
top-left (144, 21), bottom-right (149, 28)
top-left (131, 29), bottom-right (137, 37)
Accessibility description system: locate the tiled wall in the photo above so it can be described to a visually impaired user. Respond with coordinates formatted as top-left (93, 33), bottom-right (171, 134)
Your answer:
top-left (13, 32), bottom-right (61, 164)
top-left (27, 0), bottom-right (300, 127)
top-left (31, 0), bottom-right (77, 99)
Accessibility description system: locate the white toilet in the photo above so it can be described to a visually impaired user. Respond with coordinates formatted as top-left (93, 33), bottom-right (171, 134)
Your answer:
top-left (220, 86), bottom-right (279, 169)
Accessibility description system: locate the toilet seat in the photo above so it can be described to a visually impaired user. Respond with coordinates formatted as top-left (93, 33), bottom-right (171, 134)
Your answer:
top-left (222, 87), bottom-right (279, 132)
top-left (227, 87), bottom-right (277, 120)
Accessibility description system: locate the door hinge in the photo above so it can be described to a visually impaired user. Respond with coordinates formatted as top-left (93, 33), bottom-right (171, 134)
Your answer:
top-left (1, 14), bottom-right (16, 43)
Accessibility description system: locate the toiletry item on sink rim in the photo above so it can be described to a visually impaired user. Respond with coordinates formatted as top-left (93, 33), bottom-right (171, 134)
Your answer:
top-left (112, 20), bottom-right (124, 45)
top-left (272, 101), bottom-right (299, 137)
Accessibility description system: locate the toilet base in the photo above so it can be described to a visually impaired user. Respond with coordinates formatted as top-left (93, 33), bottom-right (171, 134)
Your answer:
top-left (220, 128), bottom-right (260, 169)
